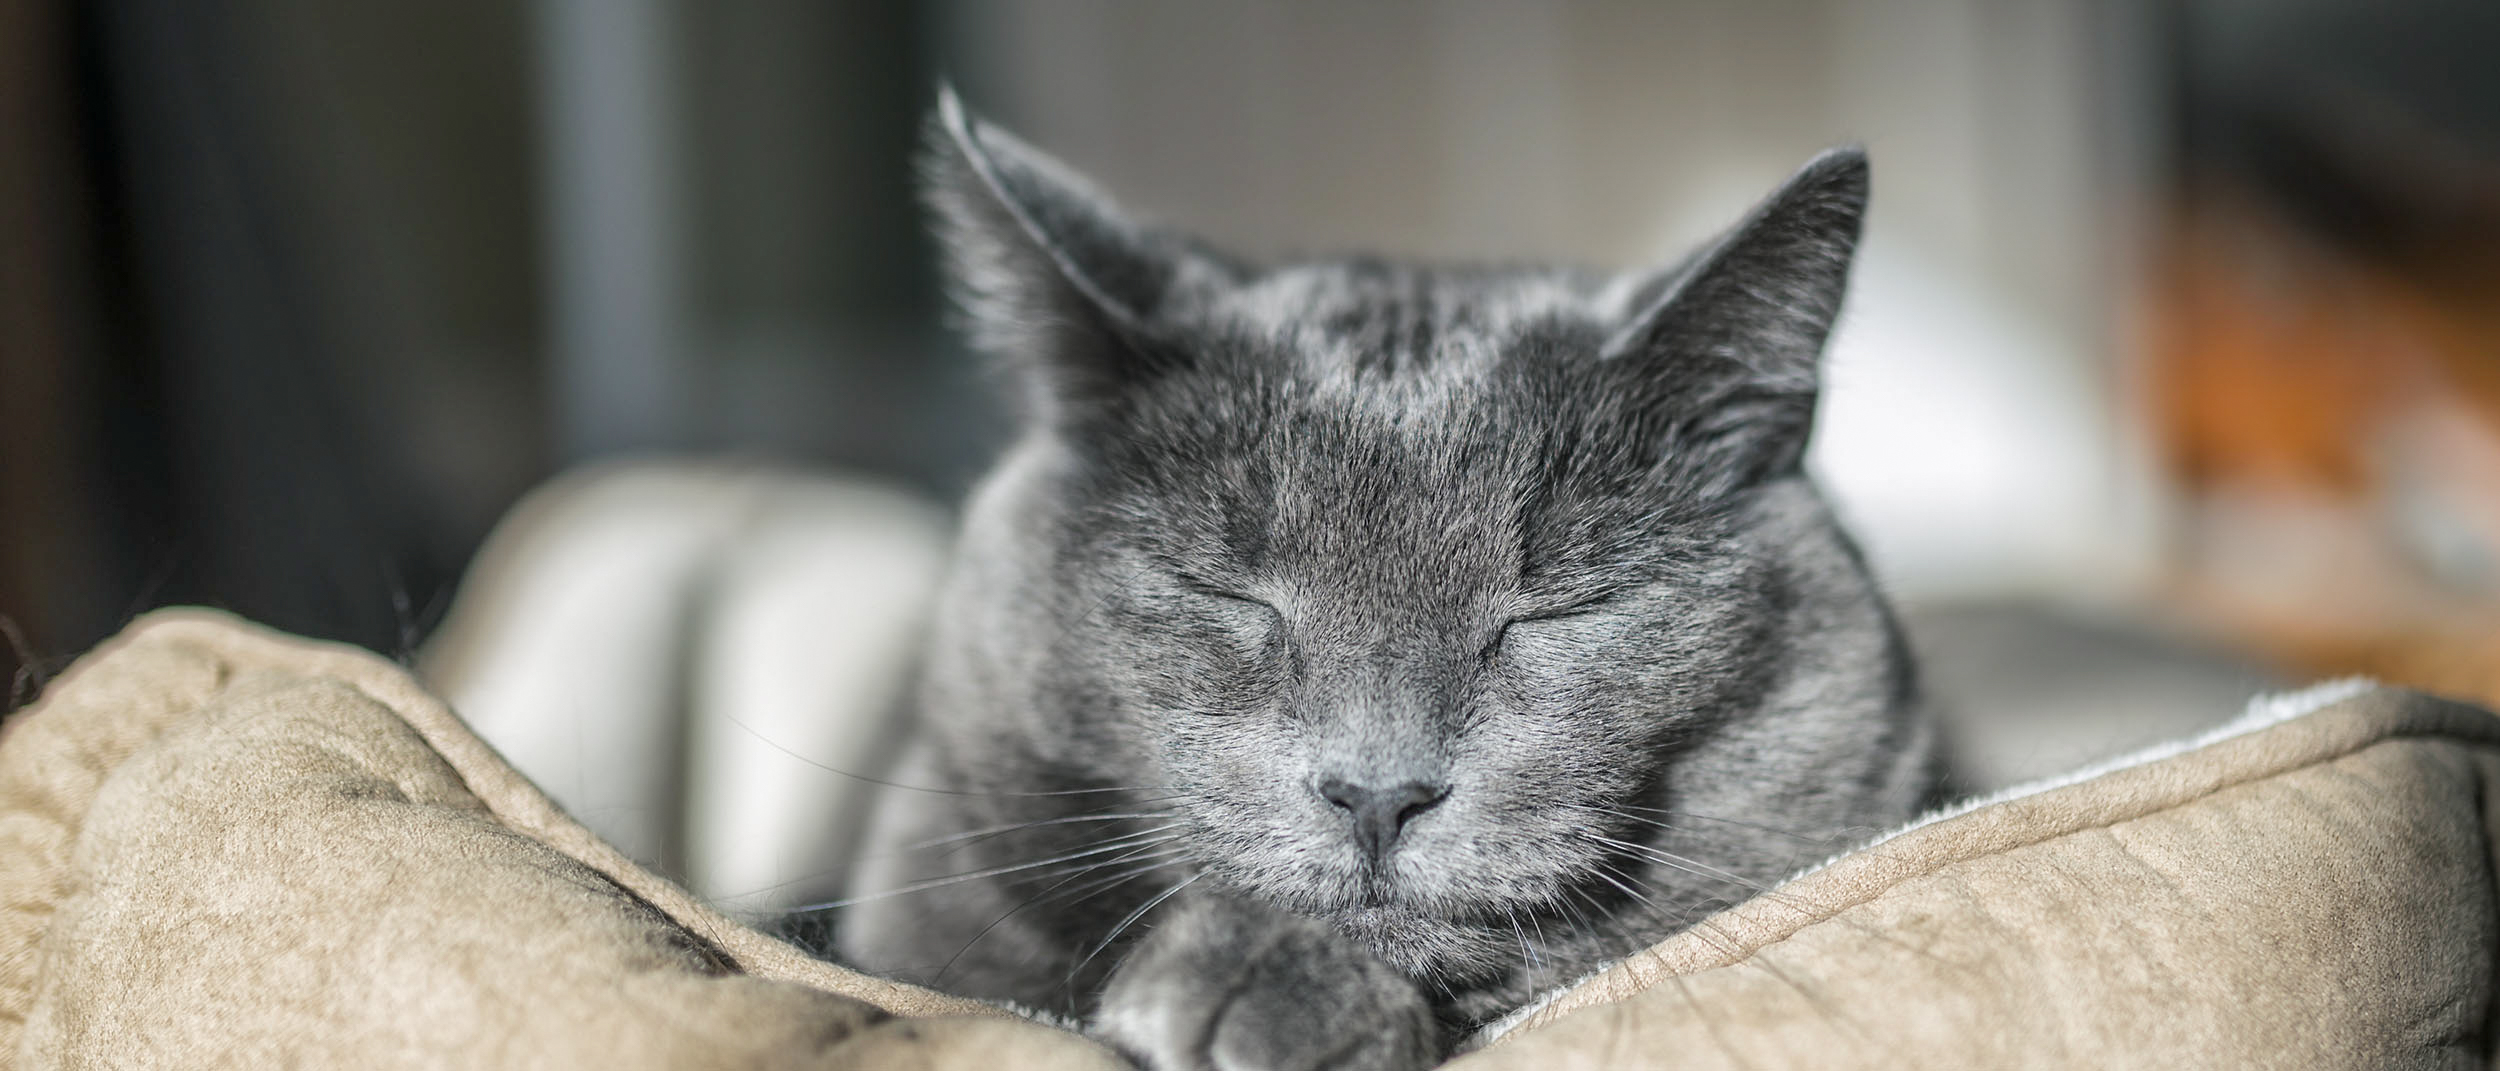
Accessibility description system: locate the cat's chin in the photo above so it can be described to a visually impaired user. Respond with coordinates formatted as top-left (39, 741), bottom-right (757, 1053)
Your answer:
top-left (1325, 904), bottom-right (1506, 980)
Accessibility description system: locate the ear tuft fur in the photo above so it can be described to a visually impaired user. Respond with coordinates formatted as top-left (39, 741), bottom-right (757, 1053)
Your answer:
top-left (1599, 147), bottom-right (1869, 489)
top-left (923, 87), bottom-right (1208, 419)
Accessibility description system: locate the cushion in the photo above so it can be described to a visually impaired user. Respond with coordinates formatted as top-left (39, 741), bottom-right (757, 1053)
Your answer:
top-left (0, 610), bottom-right (2491, 1069)
top-left (415, 460), bottom-right (952, 905)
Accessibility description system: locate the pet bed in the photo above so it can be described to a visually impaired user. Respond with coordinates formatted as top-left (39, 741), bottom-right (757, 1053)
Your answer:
top-left (0, 610), bottom-right (2490, 1068)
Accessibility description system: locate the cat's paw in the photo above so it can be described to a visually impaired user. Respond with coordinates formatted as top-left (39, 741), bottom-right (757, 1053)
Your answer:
top-left (1090, 894), bottom-right (1438, 1071)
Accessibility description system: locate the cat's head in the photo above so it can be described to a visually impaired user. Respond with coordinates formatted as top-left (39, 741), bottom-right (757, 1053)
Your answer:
top-left (921, 91), bottom-right (1917, 993)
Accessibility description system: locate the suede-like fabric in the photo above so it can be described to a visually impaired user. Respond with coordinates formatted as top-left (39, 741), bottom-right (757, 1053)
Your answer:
top-left (0, 611), bottom-right (1110, 1070)
top-left (1459, 687), bottom-right (2500, 1070)
top-left (0, 610), bottom-right (2491, 1069)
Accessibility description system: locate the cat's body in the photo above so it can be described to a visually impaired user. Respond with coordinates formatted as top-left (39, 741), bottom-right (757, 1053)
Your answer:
top-left (838, 93), bottom-right (1945, 1071)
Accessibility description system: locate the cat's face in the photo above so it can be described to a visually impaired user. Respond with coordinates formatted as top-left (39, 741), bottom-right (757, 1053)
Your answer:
top-left (1038, 276), bottom-right (1785, 980)
top-left (917, 93), bottom-right (1918, 997)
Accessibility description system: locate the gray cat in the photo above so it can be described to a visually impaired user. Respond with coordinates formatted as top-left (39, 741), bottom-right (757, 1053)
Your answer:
top-left (837, 91), bottom-right (1946, 1071)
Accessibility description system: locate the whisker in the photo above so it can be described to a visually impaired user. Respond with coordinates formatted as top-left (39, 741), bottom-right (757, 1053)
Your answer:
top-left (1673, 911), bottom-right (1747, 960)
top-left (934, 845), bottom-right (1187, 984)
top-left (1523, 903), bottom-right (1554, 958)
top-left (712, 705), bottom-right (1171, 800)
top-left (1552, 884), bottom-right (1608, 942)
top-left (1611, 804), bottom-right (1839, 847)
top-left (790, 827), bottom-right (1185, 913)
top-left (1586, 832), bottom-right (1847, 925)
top-left (1582, 831), bottom-right (1766, 894)
top-left (1044, 850), bottom-right (1187, 906)
top-left (905, 810), bottom-right (1180, 852)
top-left (1504, 905), bottom-right (1538, 971)
top-left (1677, 913), bottom-right (1874, 1048)
top-left (1586, 860), bottom-right (1659, 909)
top-left (1067, 871), bottom-right (1205, 985)
top-left (1582, 832), bottom-right (1959, 971)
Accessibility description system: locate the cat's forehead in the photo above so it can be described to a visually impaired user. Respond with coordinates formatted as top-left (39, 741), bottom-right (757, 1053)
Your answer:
top-left (1199, 261), bottom-right (1621, 381)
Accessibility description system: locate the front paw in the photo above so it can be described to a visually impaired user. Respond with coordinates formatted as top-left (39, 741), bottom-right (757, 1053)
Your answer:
top-left (1090, 894), bottom-right (1438, 1071)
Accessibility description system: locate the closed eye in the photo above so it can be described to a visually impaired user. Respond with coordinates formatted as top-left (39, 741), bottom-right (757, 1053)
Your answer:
top-left (1177, 581), bottom-right (1285, 640)
top-left (1481, 599), bottom-right (1612, 667)
top-left (1179, 582), bottom-right (1272, 614)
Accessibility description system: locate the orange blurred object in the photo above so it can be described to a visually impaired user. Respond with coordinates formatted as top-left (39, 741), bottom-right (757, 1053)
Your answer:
top-left (2145, 186), bottom-right (2500, 707)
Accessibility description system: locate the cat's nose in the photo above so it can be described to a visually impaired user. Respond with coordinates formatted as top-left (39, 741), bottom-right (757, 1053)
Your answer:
top-left (1317, 777), bottom-right (1448, 864)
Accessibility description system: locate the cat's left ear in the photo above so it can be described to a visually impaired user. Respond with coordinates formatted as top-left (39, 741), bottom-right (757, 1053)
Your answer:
top-left (1602, 148), bottom-right (1867, 491)
top-left (923, 88), bottom-right (1219, 420)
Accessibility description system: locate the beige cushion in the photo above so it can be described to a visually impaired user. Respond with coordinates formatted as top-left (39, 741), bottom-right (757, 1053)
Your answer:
top-left (1, 610), bottom-right (2490, 1069)
top-left (0, 611), bottom-right (1106, 1070)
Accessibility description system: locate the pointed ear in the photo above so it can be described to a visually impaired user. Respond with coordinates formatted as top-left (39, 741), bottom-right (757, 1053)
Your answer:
top-left (1600, 148), bottom-right (1867, 491)
top-left (922, 88), bottom-right (1206, 416)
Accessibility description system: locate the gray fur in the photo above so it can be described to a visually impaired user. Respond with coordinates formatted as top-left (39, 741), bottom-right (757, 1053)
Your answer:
top-left (836, 90), bottom-right (1945, 1071)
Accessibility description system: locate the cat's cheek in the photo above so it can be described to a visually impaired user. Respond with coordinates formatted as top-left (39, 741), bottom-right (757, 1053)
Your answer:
top-left (1483, 622), bottom-right (1606, 711)
top-left (1182, 621), bottom-right (1293, 714)
top-left (1131, 646), bottom-right (1288, 726)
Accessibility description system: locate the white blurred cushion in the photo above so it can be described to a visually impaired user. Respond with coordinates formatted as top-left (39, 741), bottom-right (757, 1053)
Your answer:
top-left (420, 459), bottom-right (950, 912)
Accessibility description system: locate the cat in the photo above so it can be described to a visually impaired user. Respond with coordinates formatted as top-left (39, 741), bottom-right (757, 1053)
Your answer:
top-left (835, 89), bottom-right (1947, 1071)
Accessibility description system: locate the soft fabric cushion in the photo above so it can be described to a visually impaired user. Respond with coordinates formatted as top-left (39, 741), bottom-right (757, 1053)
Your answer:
top-left (417, 460), bottom-right (952, 907)
top-left (0, 611), bottom-right (1106, 1070)
top-left (0, 610), bottom-right (2492, 1069)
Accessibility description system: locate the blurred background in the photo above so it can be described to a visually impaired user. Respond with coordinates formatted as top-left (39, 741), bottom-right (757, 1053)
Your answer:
top-left (5, 0), bottom-right (2499, 807)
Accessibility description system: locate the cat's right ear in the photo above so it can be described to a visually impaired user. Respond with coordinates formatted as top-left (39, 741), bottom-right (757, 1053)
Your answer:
top-left (923, 88), bottom-right (1202, 417)
top-left (1596, 148), bottom-right (1868, 494)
